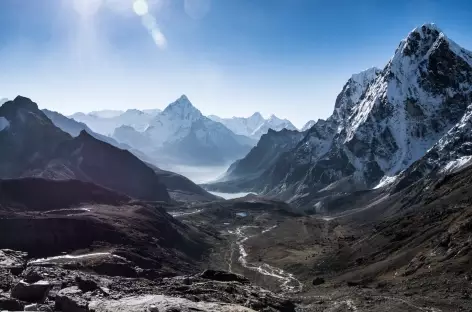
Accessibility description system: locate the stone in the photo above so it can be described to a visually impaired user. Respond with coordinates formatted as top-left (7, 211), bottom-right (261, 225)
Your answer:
top-left (148, 304), bottom-right (159, 312)
top-left (24, 268), bottom-right (44, 284)
top-left (55, 286), bottom-right (89, 312)
top-left (11, 280), bottom-right (51, 303)
top-left (0, 295), bottom-right (24, 311)
top-left (75, 276), bottom-right (99, 293)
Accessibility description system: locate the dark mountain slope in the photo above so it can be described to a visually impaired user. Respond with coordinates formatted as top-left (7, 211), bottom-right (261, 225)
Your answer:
top-left (0, 178), bottom-right (129, 212)
top-left (31, 130), bottom-right (171, 202)
top-left (0, 96), bottom-right (170, 202)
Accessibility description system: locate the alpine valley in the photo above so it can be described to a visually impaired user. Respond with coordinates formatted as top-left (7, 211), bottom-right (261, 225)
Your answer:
top-left (1, 23), bottom-right (472, 312)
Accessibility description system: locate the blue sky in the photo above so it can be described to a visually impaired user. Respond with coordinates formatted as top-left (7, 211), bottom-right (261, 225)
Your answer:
top-left (0, 0), bottom-right (471, 127)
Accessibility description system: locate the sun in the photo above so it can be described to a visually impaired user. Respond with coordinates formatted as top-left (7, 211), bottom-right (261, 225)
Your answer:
top-left (133, 0), bottom-right (149, 16)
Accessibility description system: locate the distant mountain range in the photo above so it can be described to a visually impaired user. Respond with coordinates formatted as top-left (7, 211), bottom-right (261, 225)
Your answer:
top-left (70, 108), bottom-right (161, 135)
top-left (209, 113), bottom-right (298, 140)
top-left (206, 23), bottom-right (472, 209)
top-left (0, 96), bottom-right (217, 203)
top-left (66, 96), bottom-right (299, 167)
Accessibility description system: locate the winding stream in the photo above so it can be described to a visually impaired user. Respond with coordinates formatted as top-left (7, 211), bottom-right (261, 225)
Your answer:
top-left (228, 225), bottom-right (303, 293)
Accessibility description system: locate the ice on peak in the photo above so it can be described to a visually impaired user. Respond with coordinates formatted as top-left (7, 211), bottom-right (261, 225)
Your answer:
top-left (412, 23), bottom-right (442, 34)
top-left (163, 95), bottom-right (202, 117)
top-left (250, 112), bottom-right (264, 120)
top-left (350, 67), bottom-right (381, 86)
top-left (268, 114), bottom-right (284, 122)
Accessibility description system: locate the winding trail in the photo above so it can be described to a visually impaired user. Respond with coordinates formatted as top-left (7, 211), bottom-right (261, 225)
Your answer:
top-left (228, 225), bottom-right (303, 293)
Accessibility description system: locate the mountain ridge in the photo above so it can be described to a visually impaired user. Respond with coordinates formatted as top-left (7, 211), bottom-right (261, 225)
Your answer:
top-left (208, 23), bottom-right (472, 208)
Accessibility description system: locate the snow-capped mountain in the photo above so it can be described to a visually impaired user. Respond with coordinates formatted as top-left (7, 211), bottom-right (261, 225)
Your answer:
top-left (250, 115), bottom-right (298, 139)
top-left (209, 112), bottom-right (298, 139)
top-left (145, 95), bottom-right (204, 146)
top-left (70, 108), bottom-right (159, 135)
top-left (209, 112), bottom-right (266, 137)
top-left (210, 23), bottom-right (472, 206)
top-left (301, 120), bottom-right (316, 131)
top-left (141, 95), bottom-right (255, 165)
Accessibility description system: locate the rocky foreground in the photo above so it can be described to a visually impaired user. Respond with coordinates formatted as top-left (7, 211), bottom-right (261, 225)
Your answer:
top-left (0, 248), bottom-right (294, 311)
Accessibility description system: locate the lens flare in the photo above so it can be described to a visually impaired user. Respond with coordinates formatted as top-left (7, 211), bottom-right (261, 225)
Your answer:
top-left (133, 0), bottom-right (149, 16)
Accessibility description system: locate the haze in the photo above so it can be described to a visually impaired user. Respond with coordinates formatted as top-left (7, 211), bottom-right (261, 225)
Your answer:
top-left (1, 0), bottom-right (471, 127)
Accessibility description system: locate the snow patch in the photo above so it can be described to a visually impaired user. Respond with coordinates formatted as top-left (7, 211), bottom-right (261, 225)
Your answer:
top-left (0, 117), bottom-right (10, 131)
top-left (440, 156), bottom-right (472, 174)
top-left (374, 175), bottom-right (398, 189)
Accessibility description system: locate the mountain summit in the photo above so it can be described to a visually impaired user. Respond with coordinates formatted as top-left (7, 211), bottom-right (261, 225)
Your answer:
top-left (209, 24), bottom-right (472, 207)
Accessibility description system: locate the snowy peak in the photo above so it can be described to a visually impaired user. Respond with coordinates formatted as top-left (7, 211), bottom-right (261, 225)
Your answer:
top-left (250, 112), bottom-right (263, 120)
top-left (332, 67), bottom-right (381, 127)
top-left (397, 23), bottom-right (443, 59)
top-left (349, 67), bottom-right (381, 88)
top-left (301, 120), bottom-right (316, 131)
top-left (162, 95), bottom-right (203, 120)
top-left (250, 115), bottom-right (298, 140)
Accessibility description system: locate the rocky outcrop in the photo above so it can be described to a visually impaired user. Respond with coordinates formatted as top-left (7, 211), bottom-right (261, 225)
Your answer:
top-left (11, 280), bottom-right (51, 303)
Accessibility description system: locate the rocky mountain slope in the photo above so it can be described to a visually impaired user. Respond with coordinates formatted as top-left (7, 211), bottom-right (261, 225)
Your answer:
top-left (210, 24), bottom-right (472, 207)
top-left (0, 96), bottom-right (170, 201)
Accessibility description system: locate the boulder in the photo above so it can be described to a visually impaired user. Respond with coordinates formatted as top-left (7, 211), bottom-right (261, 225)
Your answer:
top-left (200, 270), bottom-right (249, 284)
top-left (75, 276), bottom-right (99, 293)
top-left (0, 249), bottom-right (27, 275)
top-left (24, 267), bottom-right (45, 284)
top-left (11, 280), bottom-right (51, 303)
top-left (55, 286), bottom-right (89, 312)
top-left (0, 295), bottom-right (24, 310)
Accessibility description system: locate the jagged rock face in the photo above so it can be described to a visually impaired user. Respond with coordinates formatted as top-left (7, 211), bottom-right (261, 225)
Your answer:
top-left (343, 24), bottom-right (472, 183)
top-left (215, 24), bottom-right (472, 204)
top-left (395, 103), bottom-right (472, 190)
